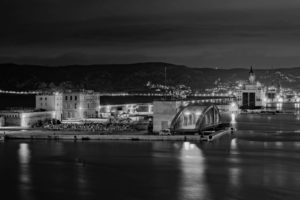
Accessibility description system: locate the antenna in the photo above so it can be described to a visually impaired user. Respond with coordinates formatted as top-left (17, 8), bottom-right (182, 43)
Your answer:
top-left (164, 66), bottom-right (167, 100)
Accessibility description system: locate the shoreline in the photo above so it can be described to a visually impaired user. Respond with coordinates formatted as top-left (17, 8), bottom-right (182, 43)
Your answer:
top-left (0, 129), bottom-right (231, 142)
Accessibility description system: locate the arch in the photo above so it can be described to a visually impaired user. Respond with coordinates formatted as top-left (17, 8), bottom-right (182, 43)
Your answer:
top-left (170, 104), bottom-right (221, 133)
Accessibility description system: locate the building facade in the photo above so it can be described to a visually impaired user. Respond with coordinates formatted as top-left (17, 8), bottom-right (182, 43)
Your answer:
top-left (236, 67), bottom-right (266, 109)
top-left (35, 92), bottom-right (63, 120)
top-left (0, 110), bottom-right (55, 127)
top-left (62, 90), bottom-right (100, 120)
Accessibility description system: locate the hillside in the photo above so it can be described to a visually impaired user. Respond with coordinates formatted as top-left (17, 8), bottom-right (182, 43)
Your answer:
top-left (1, 63), bottom-right (300, 92)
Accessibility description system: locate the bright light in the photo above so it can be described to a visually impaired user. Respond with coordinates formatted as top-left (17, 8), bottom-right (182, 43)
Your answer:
top-left (231, 113), bottom-right (236, 124)
top-left (184, 142), bottom-right (190, 150)
top-left (195, 111), bottom-right (202, 116)
top-left (231, 102), bottom-right (236, 107)
top-left (184, 111), bottom-right (191, 116)
top-left (19, 143), bottom-right (30, 164)
top-left (277, 96), bottom-right (283, 103)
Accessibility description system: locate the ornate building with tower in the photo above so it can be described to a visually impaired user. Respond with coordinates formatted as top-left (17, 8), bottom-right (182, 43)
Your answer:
top-left (236, 67), bottom-right (266, 109)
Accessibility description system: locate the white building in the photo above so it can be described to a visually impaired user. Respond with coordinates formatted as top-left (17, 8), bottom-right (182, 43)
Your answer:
top-left (63, 90), bottom-right (100, 120)
top-left (35, 92), bottom-right (63, 120)
top-left (236, 67), bottom-right (266, 109)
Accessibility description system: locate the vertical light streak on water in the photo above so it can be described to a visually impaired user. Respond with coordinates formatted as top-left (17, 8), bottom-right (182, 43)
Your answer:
top-left (76, 160), bottom-right (89, 198)
top-left (179, 142), bottom-right (209, 200)
top-left (228, 138), bottom-right (241, 190)
top-left (18, 143), bottom-right (33, 200)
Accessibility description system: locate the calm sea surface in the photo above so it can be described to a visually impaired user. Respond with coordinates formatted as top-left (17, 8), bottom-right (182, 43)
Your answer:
top-left (1, 106), bottom-right (300, 200)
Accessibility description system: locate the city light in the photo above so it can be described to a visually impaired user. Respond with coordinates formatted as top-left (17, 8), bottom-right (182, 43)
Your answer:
top-left (184, 111), bottom-right (191, 116)
top-left (195, 111), bottom-right (202, 116)
top-left (231, 113), bottom-right (236, 124)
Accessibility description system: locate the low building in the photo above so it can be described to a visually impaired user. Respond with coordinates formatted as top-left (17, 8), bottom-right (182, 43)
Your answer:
top-left (0, 110), bottom-right (55, 127)
top-left (153, 101), bottom-right (183, 132)
top-left (99, 103), bottom-right (153, 118)
top-left (36, 92), bottom-right (63, 120)
top-left (0, 116), bottom-right (4, 127)
top-left (62, 90), bottom-right (100, 120)
top-left (236, 67), bottom-right (266, 109)
top-left (265, 86), bottom-right (278, 102)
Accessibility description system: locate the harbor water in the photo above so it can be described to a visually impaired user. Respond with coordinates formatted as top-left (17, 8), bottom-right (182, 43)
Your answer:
top-left (0, 103), bottom-right (300, 200)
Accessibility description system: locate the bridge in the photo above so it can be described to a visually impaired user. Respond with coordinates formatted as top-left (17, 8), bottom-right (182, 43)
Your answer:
top-left (170, 104), bottom-right (222, 134)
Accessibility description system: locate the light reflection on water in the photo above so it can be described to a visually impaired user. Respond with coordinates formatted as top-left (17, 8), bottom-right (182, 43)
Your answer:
top-left (2, 110), bottom-right (300, 200)
top-left (179, 142), bottom-right (209, 200)
top-left (18, 143), bottom-right (32, 200)
top-left (0, 139), bottom-right (298, 200)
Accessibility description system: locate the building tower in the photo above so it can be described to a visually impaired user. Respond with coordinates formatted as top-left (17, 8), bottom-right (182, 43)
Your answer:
top-left (249, 66), bottom-right (256, 84)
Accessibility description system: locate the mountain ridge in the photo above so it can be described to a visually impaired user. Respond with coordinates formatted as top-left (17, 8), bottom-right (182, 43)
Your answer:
top-left (1, 62), bottom-right (300, 92)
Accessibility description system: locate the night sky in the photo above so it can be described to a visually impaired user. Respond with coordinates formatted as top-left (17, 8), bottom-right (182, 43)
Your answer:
top-left (1, 0), bottom-right (300, 68)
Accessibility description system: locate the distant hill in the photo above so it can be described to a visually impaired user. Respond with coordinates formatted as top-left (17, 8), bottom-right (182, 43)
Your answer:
top-left (1, 62), bottom-right (300, 92)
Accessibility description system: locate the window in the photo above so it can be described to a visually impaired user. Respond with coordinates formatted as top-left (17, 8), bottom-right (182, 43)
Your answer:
top-left (74, 103), bottom-right (77, 109)
top-left (40, 97), bottom-right (43, 100)
top-left (70, 96), bottom-right (72, 100)
top-left (75, 96), bottom-right (77, 101)
top-left (65, 96), bottom-right (68, 100)
top-left (45, 97), bottom-right (47, 100)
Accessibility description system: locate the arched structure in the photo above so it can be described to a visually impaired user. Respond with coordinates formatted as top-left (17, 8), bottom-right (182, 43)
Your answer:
top-left (170, 104), bottom-right (221, 134)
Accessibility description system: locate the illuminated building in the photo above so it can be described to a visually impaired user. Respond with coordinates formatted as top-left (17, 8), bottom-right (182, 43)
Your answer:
top-left (35, 92), bottom-right (63, 120)
top-left (62, 90), bottom-right (100, 120)
top-left (265, 86), bottom-right (278, 102)
top-left (236, 67), bottom-right (266, 109)
top-left (0, 110), bottom-right (56, 127)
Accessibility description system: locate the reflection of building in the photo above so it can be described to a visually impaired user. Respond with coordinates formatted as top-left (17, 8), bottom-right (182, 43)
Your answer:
top-left (35, 92), bottom-right (63, 120)
top-left (236, 67), bottom-right (266, 109)
top-left (62, 90), bottom-right (100, 120)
